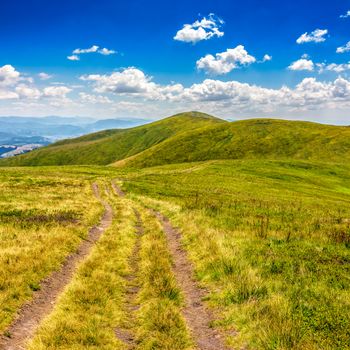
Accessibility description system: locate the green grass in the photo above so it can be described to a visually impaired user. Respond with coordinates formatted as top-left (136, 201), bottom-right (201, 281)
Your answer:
top-left (116, 119), bottom-right (350, 168)
top-left (133, 206), bottom-right (192, 350)
top-left (0, 167), bottom-right (105, 333)
top-left (0, 112), bottom-right (224, 166)
top-left (1, 111), bottom-right (350, 349)
top-left (25, 181), bottom-right (192, 349)
top-left (28, 181), bottom-right (136, 350)
top-left (119, 159), bottom-right (350, 349)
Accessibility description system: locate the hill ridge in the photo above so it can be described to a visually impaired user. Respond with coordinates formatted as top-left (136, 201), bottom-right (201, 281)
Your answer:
top-left (0, 112), bottom-right (225, 166)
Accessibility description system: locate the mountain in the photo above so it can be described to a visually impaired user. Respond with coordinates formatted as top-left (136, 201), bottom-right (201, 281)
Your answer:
top-left (1, 113), bottom-right (349, 167)
top-left (0, 112), bottom-right (224, 166)
top-left (115, 118), bottom-right (350, 167)
top-left (0, 116), bottom-right (149, 141)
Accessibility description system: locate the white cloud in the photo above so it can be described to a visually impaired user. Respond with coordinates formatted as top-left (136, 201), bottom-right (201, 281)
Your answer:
top-left (296, 29), bottom-right (328, 44)
top-left (175, 77), bottom-right (350, 114)
top-left (68, 45), bottom-right (116, 60)
top-left (174, 14), bottom-right (224, 44)
top-left (262, 54), bottom-right (272, 62)
top-left (73, 45), bottom-right (99, 54)
top-left (336, 41), bottom-right (350, 53)
top-left (38, 72), bottom-right (52, 80)
top-left (80, 67), bottom-right (183, 100)
top-left (43, 86), bottom-right (72, 98)
top-left (98, 48), bottom-right (116, 55)
top-left (67, 55), bottom-right (80, 61)
top-left (79, 92), bottom-right (112, 104)
top-left (3, 65), bottom-right (350, 124)
top-left (0, 65), bottom-right (20, 86)
top-left (15, 84), bottom-right (41, 99)
top-left (320, 62), bottom-right (350, 73)
top-left (196, 45), bottom-right (256, 75)
top-left (340, 10), bottom-right (350, 18)
top-left (288, 58), bottom-right (314, 71)
top-left (0, 90), bottom-right (18, 100)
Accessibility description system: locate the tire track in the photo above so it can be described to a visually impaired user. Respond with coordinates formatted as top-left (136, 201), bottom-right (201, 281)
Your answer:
top-left (0, 183), bottom-right (113, 350)
top-left (153, 210), bottom-right (229, 350)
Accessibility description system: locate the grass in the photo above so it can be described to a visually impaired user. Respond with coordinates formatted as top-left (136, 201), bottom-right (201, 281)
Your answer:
top-left (26, 181), bottom-right (192, 350)
top-left (115, 118), bottom-right (350, 168)
top-left (0, 167), bottom-right (105, 333)
top-left (28, 181), bottom-right (136, 349)
top-left (0, 112), bottom-right (224, 166)
top-left (133, 206), bottom-right (192, 349)
top-left (1, 111), bottom-right (350, 349)
top-left (120, 159), bottom-right (350, 349)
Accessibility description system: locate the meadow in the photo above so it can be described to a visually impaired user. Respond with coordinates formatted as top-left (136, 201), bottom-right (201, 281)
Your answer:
top-left (0, 113), bottom-right (350, 349)
top-left (120, 159), bottom-right (350, 349)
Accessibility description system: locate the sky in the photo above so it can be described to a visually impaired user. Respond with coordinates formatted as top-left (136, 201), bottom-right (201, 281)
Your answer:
top-left (1, 0), bottom-right (350, 124)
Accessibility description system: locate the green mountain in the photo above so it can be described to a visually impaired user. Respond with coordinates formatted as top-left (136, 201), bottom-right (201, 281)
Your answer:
top-left (1, 113), bottom-right (350, 168)
top-left (0, 112), bottom-right (224, 166)
top-left (114, 118), bottom-right (350, 168)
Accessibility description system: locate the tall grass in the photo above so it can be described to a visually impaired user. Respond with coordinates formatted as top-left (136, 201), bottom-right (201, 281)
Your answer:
top-left (132, 206), bottom-right (193, 350)
top-left (28, 182), bottom-right (136, 349)
top-left (0, 168), bottom-right (103, 333)
top-left (122, 159), bottom-right (350, 349)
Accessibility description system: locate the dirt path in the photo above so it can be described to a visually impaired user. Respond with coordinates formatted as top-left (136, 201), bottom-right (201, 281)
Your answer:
top-left (153, 211), bottom-right (229, 350)
top-left (0, 183), bottom-right (113, 350)
top-left (112, 181), bottom-right (125, 197)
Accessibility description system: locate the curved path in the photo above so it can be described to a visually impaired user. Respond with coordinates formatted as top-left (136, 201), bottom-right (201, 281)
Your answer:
top-left (0, 183), bottom-right (113, 350)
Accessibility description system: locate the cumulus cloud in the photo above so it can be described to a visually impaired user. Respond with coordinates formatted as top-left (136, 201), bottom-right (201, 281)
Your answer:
top-left (0, 64), bottom-right (73, 104)
top-left (196, 45), bottom-right (256, 75)
top-left (79, 92), bottom-right (112, 104)
top-left (262, 54), bottom-right (272, 62)
top-left (0, 90), bottom-right (18, 100)
top-left (174, 14), bottom-right (224, 44)
top-left (176, 77), bottom-right (350, 114)
top-left (38, 72), bottom-right (52, 80)
top-left (80, 67), bottom-right (183, 100)
top-left (317, 62), bottom-right (350, 73)
top-left (78, 66), bottom-right (350, 115)
top-left (73, 45), bottom-right (99, 54)
top-left (98, 48), bottom-right (116, 55)
top-left (68, 45), bottom-right (116, 60)
top-left (336, 41), bottom-right (350, 53)
top-left (288, 58), bottom-right (314, 71)
top-left (0, 65), bottom-right (20, 86)
top-left (296, 29), bottom-right (328, 44)
top-left (15, 84), bottom-right (41, 99)
top-left (340, 10), bottom-right (350, 18)
top-left (67, 55), bottom-right (80, 61)
top-left (43, 86), bottom-right (72, 98)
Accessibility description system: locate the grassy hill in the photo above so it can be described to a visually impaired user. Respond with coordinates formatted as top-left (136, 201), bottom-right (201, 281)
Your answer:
top-left (115, 118), bottom-right (350, 167)
top-left (0, 112), bottom-right (224, 166)
top-left (1, 113), bottom-right (350, 168)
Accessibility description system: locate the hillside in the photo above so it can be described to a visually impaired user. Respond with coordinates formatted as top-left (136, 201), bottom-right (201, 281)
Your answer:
top-left (2, 114), bottom-right (350, 168)
top-left (114, 118), bottom-right (350, 167)
top-left (0, 112), bottom-right (224, 166)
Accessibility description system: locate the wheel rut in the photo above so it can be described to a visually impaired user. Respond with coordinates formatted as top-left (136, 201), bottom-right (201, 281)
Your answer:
top-left (111, 182), bottom-right (228, 349)
top-left (153, 211), bottom-right (229, 350)
top-left (0, 183), bottom-right (113, 350)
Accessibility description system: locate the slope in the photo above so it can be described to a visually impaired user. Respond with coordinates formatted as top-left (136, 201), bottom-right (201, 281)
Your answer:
top-left (0, 112), bottom-right (225, 166)
top-left (114, 118), bottom-right (350, 167)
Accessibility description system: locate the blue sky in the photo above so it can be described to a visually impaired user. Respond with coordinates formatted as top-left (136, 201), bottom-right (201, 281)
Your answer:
top-left (1, 0), bottom-right (350, 124)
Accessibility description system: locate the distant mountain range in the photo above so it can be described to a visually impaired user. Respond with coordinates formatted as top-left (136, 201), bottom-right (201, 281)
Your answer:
top-left (0, 116), bottom-right (149, 158)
